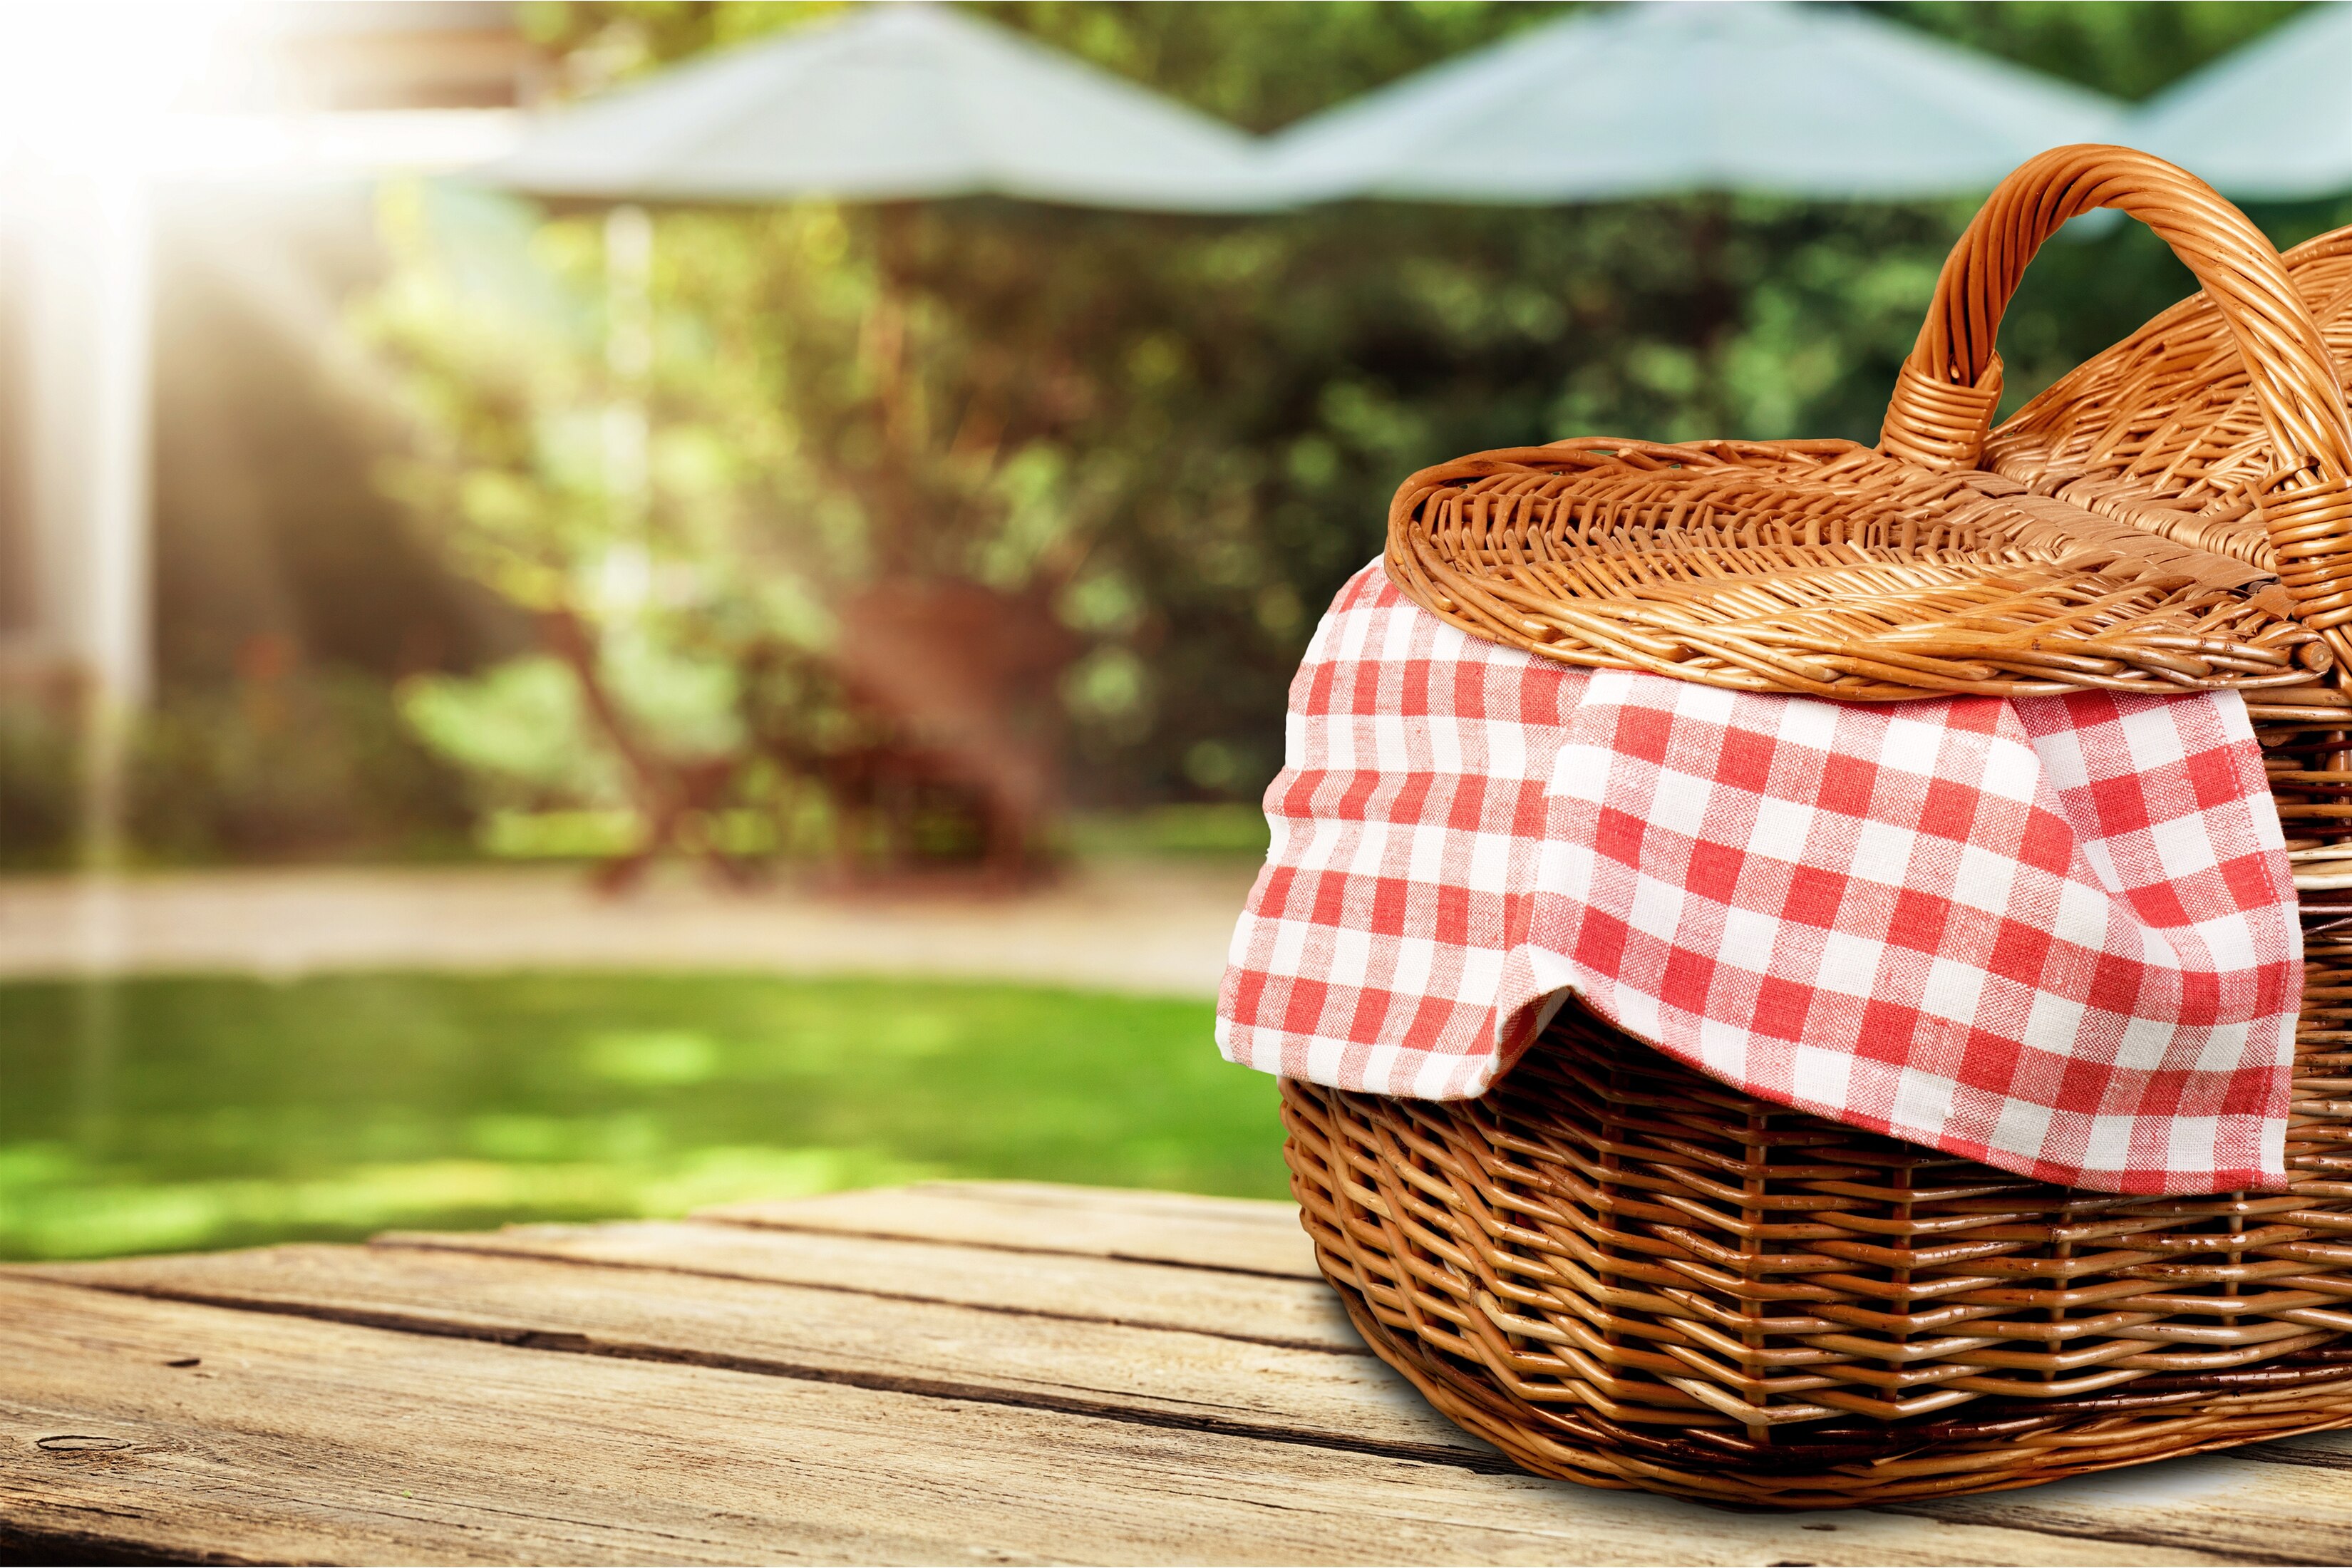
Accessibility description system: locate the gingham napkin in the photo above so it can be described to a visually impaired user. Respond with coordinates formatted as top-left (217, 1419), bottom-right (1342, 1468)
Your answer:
top-left (1219, 562), bottom-right (2301, 1195)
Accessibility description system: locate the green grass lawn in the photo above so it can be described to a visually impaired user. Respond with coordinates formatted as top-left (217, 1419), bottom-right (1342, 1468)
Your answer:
top-left (0, 973), bottom-right (1285, 1260)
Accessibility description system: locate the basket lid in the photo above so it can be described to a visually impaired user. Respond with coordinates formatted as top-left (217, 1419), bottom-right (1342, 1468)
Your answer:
top-left (1985, 227), bottom-right (2352, 575)
top-left (1384, 146), bottom-right (2352, 701)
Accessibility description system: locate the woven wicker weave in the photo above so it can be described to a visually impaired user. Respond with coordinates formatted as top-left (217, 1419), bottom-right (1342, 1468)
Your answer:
top-left (1981, 220), bottom-right (2352, 884)
top-left (1383, 147), bottom-right (2352, 701)
top-left (1283, 146), bottom-right (2352, 1507)
top-left (1283, 907), bottom-right (2352, 1506)
top-left (1988, 227), bottom-right (2352, 582)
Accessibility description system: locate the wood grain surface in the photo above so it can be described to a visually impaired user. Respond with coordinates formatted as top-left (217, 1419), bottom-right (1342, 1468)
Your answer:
top-left (696, 1180), bottom-right (1323, 1276)
top-left (3, 1180), bottom-right (2348, 1566)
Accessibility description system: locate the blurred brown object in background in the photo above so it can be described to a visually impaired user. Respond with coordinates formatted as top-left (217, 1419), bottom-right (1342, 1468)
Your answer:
top-left (828, 579), bottom-right (1080, 884)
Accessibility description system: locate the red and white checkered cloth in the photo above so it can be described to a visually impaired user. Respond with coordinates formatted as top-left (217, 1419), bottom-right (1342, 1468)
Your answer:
top-left (1219, 562), bottom-right (2301, 1195)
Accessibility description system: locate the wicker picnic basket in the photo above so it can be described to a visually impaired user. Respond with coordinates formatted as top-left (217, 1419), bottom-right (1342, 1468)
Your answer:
top-left (1279, 146), bottom-right (2352, 1508)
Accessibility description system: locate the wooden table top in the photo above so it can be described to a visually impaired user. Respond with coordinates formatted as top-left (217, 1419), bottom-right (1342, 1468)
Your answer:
top-left (4, 1180), bottom-right (2346, 1566)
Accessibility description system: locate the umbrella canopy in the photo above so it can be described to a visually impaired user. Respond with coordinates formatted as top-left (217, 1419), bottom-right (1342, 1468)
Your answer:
top-left (1267, 1), bottom-right (2123, 202)
top-left (485, 2), bottom-right (1284, 212)
top-left (2133, 5), bottom-right (2352, 200)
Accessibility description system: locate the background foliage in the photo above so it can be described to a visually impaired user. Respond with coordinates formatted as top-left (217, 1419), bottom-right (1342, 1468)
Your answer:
top-left (460, 0), bottom-right (2343, 822)
top-left (10, 1), bottom-right (2346, 869)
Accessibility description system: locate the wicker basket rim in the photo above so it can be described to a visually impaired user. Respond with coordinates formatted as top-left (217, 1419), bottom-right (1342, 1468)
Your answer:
top-left (1381, 145), bottom-right (2352, 704)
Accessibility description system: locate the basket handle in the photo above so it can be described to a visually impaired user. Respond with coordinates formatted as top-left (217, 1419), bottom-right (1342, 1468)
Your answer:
top-left (1880, 143), bottom-right (2352, 630)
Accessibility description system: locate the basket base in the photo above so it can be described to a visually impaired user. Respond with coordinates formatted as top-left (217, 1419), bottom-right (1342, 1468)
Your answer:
top-left (1316, 1247), bottom-right (2352, 1509)
top-left (1281, 1020), bottom-right (2352, 1510)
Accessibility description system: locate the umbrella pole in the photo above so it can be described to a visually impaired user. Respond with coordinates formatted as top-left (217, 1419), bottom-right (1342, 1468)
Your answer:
top-left (1687, 193), bottom-right (1736, 435)
top-left (865, 202), bottom-right (925, 579)
top-left (601, 202), bottom-right (654, 612)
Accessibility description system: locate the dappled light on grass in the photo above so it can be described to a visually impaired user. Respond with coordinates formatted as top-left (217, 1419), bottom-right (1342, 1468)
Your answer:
top-left (0, 973), bottom-right (1282, 1259)
top-left (0, 1145), bottom-right (934, 1262)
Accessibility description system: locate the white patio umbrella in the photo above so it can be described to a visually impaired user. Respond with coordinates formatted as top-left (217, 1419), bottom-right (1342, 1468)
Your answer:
top-left (1268, 1), bottom-right (2123, 202)
top-left (2132, 4), bottom-right (2352, 200)
top-left (481, 3), bottom-right (1295, 621)
top-left (487, 2), bottom-right (1284, 212)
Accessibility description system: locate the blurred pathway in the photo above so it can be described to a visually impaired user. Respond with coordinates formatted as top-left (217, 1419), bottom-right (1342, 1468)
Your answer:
top-left (0, 859), bottom-right (1263, 999)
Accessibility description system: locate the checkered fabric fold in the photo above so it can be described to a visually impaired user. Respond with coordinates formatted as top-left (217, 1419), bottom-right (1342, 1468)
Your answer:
top-left (1218, 562), bottom-right (2301, 1195)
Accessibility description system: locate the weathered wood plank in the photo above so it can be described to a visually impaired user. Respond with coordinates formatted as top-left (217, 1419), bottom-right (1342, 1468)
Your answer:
top-left (1895, 1435), bottom-right (2352, 1564)
top-left (377, 1218), bottom-right (1358, 1351)
top-left (24, 1243), bottom-right (1480, 1462)
top-left (0, 1276), bottom-right (2252, 1567)
top-left (693, 1180), bottom-right (1319, 1278)
top-left (688, 1185), bottom-right (2352, 1559)
top-left (32, 1229), bottom-right (2352, 1564)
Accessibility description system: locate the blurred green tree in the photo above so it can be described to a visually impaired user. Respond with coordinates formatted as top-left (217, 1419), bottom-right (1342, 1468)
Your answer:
top-left (361, 171), bottom-right (1112, 880)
